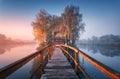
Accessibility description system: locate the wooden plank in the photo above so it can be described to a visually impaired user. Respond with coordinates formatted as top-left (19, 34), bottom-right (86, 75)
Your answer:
top-left (41, 48), bottom-right (79, 79)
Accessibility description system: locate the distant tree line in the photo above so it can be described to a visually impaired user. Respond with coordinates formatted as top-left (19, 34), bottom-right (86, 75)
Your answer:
top-left (0, 33), bottom-right (34, 45)
top-left (32, 5), bottom-right (85, 46)
top-left (79, 34), bottom-right (120, 45)
top-left (0, 34), bottom-right (15, 45)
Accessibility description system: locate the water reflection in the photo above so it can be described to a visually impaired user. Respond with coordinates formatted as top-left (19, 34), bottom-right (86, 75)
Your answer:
top-left (30, 45), bottom-right (48, 79)
top-left (0, 45), bottom-right (21, 55)
top-left (0, 46), bottom-right (5, 54)
top-left (78, 44), bottom-right (120, 57)
top-left (0, 44), bottom-right (37, 79)
top-left (77, 44), bottom-right (120, 79)
top-left (30, 55), bottom-right (41, 79)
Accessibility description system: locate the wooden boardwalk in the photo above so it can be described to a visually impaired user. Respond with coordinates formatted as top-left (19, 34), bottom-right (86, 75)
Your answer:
top-left (41, 47), bottom-right (79, 79)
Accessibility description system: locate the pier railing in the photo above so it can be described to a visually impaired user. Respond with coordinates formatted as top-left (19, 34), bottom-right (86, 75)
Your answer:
top-left (0, 44), bottom-right (55, 79)
top-left (0, 44), bottom-right (120, 79)
top-left (60, 45), bottom-right (120, 79)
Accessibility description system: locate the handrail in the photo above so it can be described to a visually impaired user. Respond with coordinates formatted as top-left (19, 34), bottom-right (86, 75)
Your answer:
top-left (60, 46), bottom-right (90, 79)
top-left (60, 45), bottom-right (120, 79)
top-left (0, 44), bottom-right (53, 79)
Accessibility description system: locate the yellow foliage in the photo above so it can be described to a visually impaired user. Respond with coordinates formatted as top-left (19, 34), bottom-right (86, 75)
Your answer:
top-left (33, 26), bottom-right (46, 44)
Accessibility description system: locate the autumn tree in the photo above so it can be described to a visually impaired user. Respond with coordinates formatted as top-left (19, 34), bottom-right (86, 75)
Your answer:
top-left (32, 5), bottom-right (85, 46)
top-left (32, 9), bottom-right (59, 46)
top-left (32, 10), bottom-right (51, 46)
top-left (62, 5), bottom-right (85, 45)
top-left (46, 15), bottom-right (59, 44)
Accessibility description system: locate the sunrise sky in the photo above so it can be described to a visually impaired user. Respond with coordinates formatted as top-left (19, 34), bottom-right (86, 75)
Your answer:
top-left (0, 0), bottom-right (120, 40)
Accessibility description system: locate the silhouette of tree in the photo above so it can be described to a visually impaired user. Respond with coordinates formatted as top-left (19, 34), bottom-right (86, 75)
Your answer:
top-left (0, 34), bottom-right (6, 44)
top-left (79, 34), bottom-right (120, 45)
top-left (0, 33), bottom-right (31, 45)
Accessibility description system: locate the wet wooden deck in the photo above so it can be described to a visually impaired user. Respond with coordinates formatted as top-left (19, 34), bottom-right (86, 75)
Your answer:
top-left (41, 47), bottom-right (79, 79)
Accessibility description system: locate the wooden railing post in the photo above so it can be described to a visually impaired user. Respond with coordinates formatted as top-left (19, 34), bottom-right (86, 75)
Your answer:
top-left (48, 47), bottom-right (51, 61)
top-left (51, 46), bottom-right (54, 55)
top-left (67, 46), bottom-right (70, 61)
top-left (39, 52), bottom-right (44, 75)
top-left (40, 53), bottom-right (43, 64)
top-left (67, 46), bottom-right (69, 52)
top-left (75, 51), bottom-right (79, 72)
top-left (54, 44), bottom-right (56, 49)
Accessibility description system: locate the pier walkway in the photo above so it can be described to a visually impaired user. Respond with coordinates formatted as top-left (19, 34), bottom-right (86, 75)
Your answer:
top-left (41, 47), bottom-right (79, 79)
top-left (0, 45), bottom-right (120, 79)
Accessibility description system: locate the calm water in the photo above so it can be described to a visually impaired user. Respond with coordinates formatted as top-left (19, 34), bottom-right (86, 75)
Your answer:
top-left (0, 44), bottom-right (37, 68)
top-left (77, 44), bottom-right (120, 79)
top-left (0, 44), bottom-right (39, 79)
top-left (0, 44), bottom-right (120, 79)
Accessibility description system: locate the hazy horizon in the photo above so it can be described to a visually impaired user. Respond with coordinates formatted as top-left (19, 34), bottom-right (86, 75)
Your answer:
top-left (0, 0), bottom-right (120, 40)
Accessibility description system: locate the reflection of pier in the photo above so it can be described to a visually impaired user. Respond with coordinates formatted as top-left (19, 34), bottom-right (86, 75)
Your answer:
top-left (0, 39), bottom-right (120, 79)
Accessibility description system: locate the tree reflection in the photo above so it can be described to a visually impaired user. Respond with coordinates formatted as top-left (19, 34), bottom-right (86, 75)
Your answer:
top-left (0, 46), bottom-right (5, 54)
top-left (0, 45), bottom-right (16, 54)
top-left (30, 55), bottom-right (41, 79)
top-left (78, 45), bottom-right (120, 57)
top-left (30, 45), bottom-right (47, 79)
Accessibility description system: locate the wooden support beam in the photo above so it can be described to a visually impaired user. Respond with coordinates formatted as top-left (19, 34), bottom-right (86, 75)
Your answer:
top-left (74, 51), bottom-right (79, 72)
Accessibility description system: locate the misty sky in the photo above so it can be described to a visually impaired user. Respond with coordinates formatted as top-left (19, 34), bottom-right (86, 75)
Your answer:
top-left (0, 0), bottom-right (120, 40)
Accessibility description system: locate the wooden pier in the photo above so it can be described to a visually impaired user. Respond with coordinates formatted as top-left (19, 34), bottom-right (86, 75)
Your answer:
top-left (41, 47), bottom-right (79, 79)
top-left (0, 44), bottom-right (120, 79)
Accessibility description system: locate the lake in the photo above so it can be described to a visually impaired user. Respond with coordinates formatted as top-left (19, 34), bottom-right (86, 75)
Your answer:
top-left (0, 44), bottom-right (39, 79)
top-left (0, 44), bottom-right (120, 79)
top-left (77, 44), bottom-right (120, 79)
